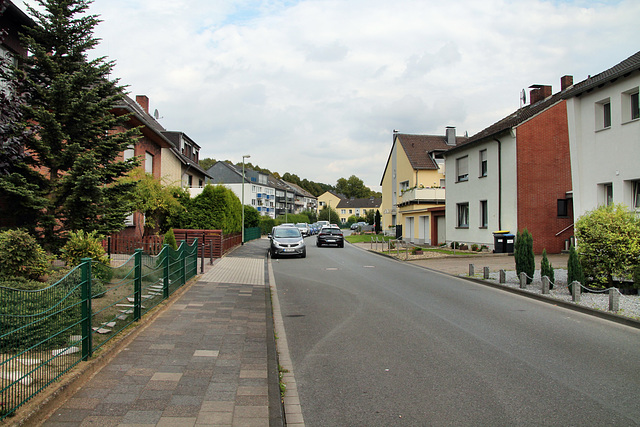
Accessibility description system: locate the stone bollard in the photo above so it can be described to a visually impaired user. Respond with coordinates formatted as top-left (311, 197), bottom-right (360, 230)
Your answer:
top-left (519, 272), bottom-right (527, 289)
top-left (609, 288), bottom-right (620, 312)
top-left (469, 264), bottom-right (475, 277)
top-left (571, 281), bottom-right (581, 302)
top-left (499, 269), bottom-right (506, 283)
top-left (541, 276), bottom-right (550, 294)
top-left (483, 267), bottom-right (490, 279)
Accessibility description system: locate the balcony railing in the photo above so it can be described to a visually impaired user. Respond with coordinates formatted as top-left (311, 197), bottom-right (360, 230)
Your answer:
top-left (399, 187), bottom-right (445, 205)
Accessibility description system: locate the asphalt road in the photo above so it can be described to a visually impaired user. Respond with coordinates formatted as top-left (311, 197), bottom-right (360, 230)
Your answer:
top-left (271, 237), bottom-right (640, 426)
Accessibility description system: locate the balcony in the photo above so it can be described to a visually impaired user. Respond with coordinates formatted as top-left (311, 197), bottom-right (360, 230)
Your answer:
top-left (399, 187), bottom-right (445, 206)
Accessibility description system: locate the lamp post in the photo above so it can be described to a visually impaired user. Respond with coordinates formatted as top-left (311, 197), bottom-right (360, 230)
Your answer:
top-left (242, 154), bottom-right (250, 245)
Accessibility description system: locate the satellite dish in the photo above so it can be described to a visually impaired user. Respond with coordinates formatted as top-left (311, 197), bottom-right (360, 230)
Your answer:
top-left (520, 89), bottom-right (526, 105)
top-left (153, 109), bottom-right (162, 119)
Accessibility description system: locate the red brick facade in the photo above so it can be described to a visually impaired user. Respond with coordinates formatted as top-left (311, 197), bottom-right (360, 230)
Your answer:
top-left (516, 101), bottom-right (573, 254)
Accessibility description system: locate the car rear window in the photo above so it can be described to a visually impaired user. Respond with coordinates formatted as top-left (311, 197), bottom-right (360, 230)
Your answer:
top-left (322, 228), bottom-right (342, 235)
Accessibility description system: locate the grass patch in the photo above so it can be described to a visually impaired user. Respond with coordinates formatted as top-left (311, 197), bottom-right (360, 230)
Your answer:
top-left (345, 234), bottom-right (393, 244)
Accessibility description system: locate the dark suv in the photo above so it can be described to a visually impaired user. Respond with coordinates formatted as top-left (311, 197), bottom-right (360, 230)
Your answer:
top-left (316, 226), bottom-right (344, 248)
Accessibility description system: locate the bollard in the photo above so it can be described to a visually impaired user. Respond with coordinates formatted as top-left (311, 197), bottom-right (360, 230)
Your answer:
top-left (483, 267), bottom-right (490, 280)
top-left (469, 264), bottom-right (475, 277)
top-left (499, 269), bottom-right (506, 283)
top-left (541, 276), bottom-right (550, 294)
top-left (609, 288), bottom-right (619, 312)
top-left (571, 281), bottom-right (581, 302)
top-left (519, 272), bottom-right (527, 289)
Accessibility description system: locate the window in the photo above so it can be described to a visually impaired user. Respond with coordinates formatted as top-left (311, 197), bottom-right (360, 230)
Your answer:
top-left (457, 203), bottom-right (469, 228)
top-left (596, 99), bottom-right (611, 130)
top-left (124, 213), bottom-right (134, 227)
top-left (622, 88), bottom-right (639, 122)
top-left (187, 174), bottom-right (193, 187)
top-left (341, 209), bottom-right (346, 214)
top-left (557, 199), bottom-right (569, 217)
top-left (480, 200), bottom-right (488, 228)
top-left (632, 180), bottom-right (640, 210)
top-left (599, 183), bottom-right (613, 206)
top-left (400, 180), bottom-right (410, 191)
top-left (145, 152), bottom-right (153, 174)
top-left (479, 150), bottom-right (487, 177)
top-left (456, 156), bottom-right (469, 182)
top-left (123, 146), bottom-right (134, 160)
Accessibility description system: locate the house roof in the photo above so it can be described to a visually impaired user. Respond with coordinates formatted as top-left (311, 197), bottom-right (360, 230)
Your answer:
top-left (397, 134), bottom-right (467, 169)
top-left (113, 94), bottom-right (175, 149)
top-left (168, 147), bottom-right (211, 178)
top-left (337, 197), bottom-right (381, 209)
top-left (448, 50), bottom-right (640, 154)
top-left (379, 132), bottom-right (467, 185)
top-left (563, 50), bottom-right (640, 98)
top-left (283, 181), bottom-right (316, 199)
top-left (446, 88), bottom-right (566, 153)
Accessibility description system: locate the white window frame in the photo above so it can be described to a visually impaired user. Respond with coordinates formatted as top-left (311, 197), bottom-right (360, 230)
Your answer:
top-left (479, 149), bottom-right (487, 178)
top-left (145, 152), bottom-right (153, 174)
top-left (456, 156), bottom-right (469, 182)
top-left (596, 98), bottom-right (611, 130)
top-left (622, 88), bottom-right (639, 123)
top-left (457, 202), bottom-right (469, 228)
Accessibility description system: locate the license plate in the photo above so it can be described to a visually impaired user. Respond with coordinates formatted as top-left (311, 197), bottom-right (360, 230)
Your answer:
top-left (326, 239), bottom-right (335, 243)
top-left (284, 248), bottom-right (295, 252)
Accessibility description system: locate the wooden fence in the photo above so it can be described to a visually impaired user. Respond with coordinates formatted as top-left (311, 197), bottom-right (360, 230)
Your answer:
top-left (103, 230), bottom-right (242, 259)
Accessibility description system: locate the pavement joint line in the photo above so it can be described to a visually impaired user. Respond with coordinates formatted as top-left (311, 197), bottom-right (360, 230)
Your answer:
top-left (269, 255), bottom-right (305, 426)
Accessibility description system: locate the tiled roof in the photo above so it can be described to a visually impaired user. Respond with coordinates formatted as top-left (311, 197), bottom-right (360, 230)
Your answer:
top-left (396, 134), bottom-right (467, 170)
top-left (563, 50), bottom-right (640, 98)
top-left (283, 181), bottom-right (316, 199)
top-left (336, 197), bottom-right (381, 209)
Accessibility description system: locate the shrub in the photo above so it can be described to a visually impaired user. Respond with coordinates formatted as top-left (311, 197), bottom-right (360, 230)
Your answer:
top-left (0, 277), bottom-right (81, 351)
top-left (575, 204), bottom-right (640, 287)
top-left (260, 216), bottom-right (276, 235)
top-left (567, 244), bottom-right (585, 294)
top-left (163, 228), bottom-right (178, 250)
top-left (411, 247), bottom-right (423, 254)
top-left (633, 264), bottom-right (640, 290)
top-left (60, 230), bottom-right (109, 267)
top-left (471, 244), bottom-right (479, 252)
top-left (540, 249), bottom-right (555, 289)
top-left (450, 241), bottom-right (460, 249)
top-left (515, 229), bottom-right (535, 284)
top-left (0, 229), bottom-right (50, 280)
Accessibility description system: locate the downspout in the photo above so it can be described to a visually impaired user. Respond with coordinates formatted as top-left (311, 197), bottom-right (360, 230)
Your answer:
top-left (494, 138), bottom-right (502, 230)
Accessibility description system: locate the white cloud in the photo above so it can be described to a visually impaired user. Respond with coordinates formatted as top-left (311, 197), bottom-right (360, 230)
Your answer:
top-left (17, 0), bottom-right (640, 191)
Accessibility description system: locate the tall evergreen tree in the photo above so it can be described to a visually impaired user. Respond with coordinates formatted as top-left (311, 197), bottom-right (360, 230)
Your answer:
top-left (4, 0), bottom-right (141, 248)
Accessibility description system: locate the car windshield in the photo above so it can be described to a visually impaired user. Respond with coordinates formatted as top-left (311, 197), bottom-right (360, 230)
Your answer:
top-left (295, 223), bottom-right (306, 227)
top-left (274, 228), bottom-right (301, 238)
top-left (321, 228), bottom-right (341, 235)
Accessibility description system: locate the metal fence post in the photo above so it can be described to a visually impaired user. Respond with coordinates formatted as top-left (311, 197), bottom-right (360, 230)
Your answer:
top-left (80, 257), bottom-right (93, 360)
top-left (134, 249), bottom-right (142, 321)
top-left (163, 244), bottom-right (170, 299)
top-left (180, 240), bottom-right (187, 286)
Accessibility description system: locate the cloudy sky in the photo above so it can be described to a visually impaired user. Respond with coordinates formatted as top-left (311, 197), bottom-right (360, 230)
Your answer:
top-left (17, 0), bottom-right (640, 191)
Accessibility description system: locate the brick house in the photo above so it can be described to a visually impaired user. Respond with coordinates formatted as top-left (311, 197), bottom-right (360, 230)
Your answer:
top-left (444, 77), bottom-right (575, 254)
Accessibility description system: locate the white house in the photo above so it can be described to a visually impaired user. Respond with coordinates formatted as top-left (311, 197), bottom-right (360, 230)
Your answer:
top-left (565, 51), bottom-right (640, 220)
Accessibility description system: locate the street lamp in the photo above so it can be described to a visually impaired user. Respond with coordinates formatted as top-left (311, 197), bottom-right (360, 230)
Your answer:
top-left (242, 154), bottom-right (250, 245)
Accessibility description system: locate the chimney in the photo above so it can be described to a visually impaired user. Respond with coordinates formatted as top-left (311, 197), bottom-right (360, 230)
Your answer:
top-left (560, 75), bottom-right (573, 91)
top-left (445, 126), bottom-right (456, 146)
top-left (529, 85), bottom-right (552, 104)
top-left (136, 95), bottom-right (149, 113)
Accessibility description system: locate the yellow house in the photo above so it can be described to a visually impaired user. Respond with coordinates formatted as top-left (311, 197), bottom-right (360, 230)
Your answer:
top-left (317, 191), bottom-right (344, 217)
top-left (336, 197), bottom-right (382, 225)
top-left (380, 128), bottom-right (466, 245)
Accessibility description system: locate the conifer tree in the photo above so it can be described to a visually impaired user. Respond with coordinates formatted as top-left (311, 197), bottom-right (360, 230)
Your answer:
top-left (3, 0), bottom-right (140, 249)
top-left (567, 244), bottom-right (585, 294)
top-left (515, 229), bottom-right (535, 284)
top-left (540, 249), bottom-right (555, 289)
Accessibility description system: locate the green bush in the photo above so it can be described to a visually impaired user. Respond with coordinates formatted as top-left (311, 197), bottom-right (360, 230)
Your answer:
top-left (515, 229), bottom-right (535, 284)
top-left (163, 228), bottom-right (178, 250)
top-left (567, 244), bottom-right (585, 294)
top-left (60, 230), bottom-right (109, 267)
top-left (575, 204), bottom-right (640, 287)
top-left (540, 249), bottom-right (555, 289)
top-left (411, 247), bottom-right (423, 254)
top-left (243, 205), bottom-right (261, 228)
top-left (633, 264), bottom-right (640, 290)
top-left (0, 229), bottom-right (51, 280)
top-left (260, 216), bottom-right (276, 235)
top-left (0, 277), bottom-right (81, 351)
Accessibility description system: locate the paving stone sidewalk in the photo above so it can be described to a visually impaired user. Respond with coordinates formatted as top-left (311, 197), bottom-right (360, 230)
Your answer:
top-left (41, 239), bottom-right (281, 427)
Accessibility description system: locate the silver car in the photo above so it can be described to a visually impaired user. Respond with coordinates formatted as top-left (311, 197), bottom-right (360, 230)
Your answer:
top-left (269, 226), bottom-right (307, 258)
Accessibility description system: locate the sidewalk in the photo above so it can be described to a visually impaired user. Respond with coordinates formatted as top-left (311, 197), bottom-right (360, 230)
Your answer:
top-left (37, 238), bottom-right (281, 427)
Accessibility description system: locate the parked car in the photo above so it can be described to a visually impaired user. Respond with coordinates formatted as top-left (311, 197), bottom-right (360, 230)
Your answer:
top-left (316, 226), bottom-right (344, 248)
top-left (350, 221), bottom-right (368, 230)
top-left (295, 222), bottom-right (310, 237)
top-left (269, 226), bottom-right (306, 258)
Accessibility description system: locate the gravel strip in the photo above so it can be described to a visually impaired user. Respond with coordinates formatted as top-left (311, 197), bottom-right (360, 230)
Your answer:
top-left (466, 269), bottom-right (640, 321)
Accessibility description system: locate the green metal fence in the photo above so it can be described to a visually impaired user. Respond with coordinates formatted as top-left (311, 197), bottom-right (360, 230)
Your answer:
top-left (243, 227), bottom-right (262, 243)
top-left (0, 239), bottom-right (198, 420)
